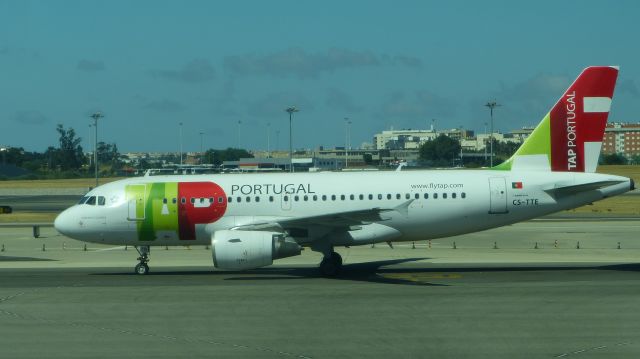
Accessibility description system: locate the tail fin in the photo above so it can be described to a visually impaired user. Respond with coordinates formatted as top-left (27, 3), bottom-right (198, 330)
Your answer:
top-left (494, 66), bottom-right (618, 172)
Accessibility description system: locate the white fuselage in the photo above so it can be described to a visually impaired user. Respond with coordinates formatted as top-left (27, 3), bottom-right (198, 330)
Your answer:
top-left (54, 170), bottom-right (632, 247)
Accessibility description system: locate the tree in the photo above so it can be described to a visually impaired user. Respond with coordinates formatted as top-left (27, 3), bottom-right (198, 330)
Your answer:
top-left (419, 135), bottom-right (461, 167)
top-left (56, 124), bottom-right (84, 170)
top-left (599, 153), bottom-right (627, 165)
top-left (204, 148), bottom-right (253, 166)
top-left (97, 142), bottom-right (123, 169)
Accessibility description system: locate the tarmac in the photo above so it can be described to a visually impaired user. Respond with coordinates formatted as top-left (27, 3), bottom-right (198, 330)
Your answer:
top-left (1, 219), bottom-right (640, 358)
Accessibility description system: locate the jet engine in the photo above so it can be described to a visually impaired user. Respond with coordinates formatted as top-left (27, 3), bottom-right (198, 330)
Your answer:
top-left (211, 230), bottom-right (301, 270)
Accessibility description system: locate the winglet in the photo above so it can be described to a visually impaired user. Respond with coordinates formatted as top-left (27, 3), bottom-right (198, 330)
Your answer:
top-left (391, 199), bottom-right (414, 217)
top-left (396, 162), bottom-right (407, 172)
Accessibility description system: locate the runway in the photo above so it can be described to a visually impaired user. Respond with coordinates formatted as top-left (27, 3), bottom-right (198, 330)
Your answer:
top-left (1, 220), bottom-right (640, 358)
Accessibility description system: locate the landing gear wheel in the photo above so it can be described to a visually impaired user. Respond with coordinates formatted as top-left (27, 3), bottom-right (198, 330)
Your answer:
top-left (319, 252), bottom-right (343, 277)
top-left (134, 246), bottom-right (150, 275)
top-left (135, 263), bottom-right (149, 275)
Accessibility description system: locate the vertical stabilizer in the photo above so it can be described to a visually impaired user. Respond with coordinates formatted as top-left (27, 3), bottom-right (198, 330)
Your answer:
top-left (494, 66), bottom-right (618, 172)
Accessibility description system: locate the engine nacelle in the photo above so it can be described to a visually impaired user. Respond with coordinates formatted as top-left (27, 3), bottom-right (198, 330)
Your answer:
top-left (212, 230), bottom-right (301, 270)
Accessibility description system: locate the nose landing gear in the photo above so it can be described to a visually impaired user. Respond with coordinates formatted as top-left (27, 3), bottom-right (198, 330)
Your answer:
top-left (134, 246), bottom-right (150, 275)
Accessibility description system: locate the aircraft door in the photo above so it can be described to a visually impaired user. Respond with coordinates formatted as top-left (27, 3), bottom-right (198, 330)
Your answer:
top-left (281, 194), bottom-right (292, 211)
top-left (126, 184), bottom-right (146, 221)
top-left (488, 177), bottom-right (508, 214)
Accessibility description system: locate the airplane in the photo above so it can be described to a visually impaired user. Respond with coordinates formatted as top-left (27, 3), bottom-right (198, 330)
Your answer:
top-left (54, 66), bottom-right (634, 276)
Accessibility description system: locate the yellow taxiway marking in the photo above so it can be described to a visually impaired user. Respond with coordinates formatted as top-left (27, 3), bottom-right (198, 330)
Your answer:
top-left (378, 273), bottom-right (462, 282)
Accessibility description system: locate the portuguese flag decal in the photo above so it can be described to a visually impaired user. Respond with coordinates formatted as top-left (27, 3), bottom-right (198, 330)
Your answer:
top-left (512, 182), bottom-right (523, 189)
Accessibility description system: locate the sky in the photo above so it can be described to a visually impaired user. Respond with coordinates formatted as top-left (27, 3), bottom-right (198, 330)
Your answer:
top-left (2, 0), bottom-right (640, 153)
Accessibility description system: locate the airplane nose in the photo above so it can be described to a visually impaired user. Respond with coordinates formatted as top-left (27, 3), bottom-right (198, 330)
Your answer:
top-left (54, 209), bottom-right (75, 237)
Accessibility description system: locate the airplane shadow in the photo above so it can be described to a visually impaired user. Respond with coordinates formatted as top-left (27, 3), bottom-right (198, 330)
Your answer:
top-left (224, 258), bottom-right (448, 286)
top-left (92, 260), bottom-right (640, 286)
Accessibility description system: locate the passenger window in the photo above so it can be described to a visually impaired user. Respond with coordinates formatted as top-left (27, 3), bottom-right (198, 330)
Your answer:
top-left (396, 194), bottom-right (401, 200)
top-left (294, 195), bottom-right (299, 201)
top-left (313, 195), bottom-right (318, 201)
top-left (452, 193), bottom-right (457, 199)
top-left (369, 194), bottom-right (373, 200)
top-left (209, 197), bottom-right (213, 203)
top-left (359, 194), bottom-right (364, 200)
top-left (200, 198), bottom-right (205, 203)
top-left (269, 196), bottom-right (274, 202)
top-left (331, 195), bottom-right (336, 201)
top-left (255, 196), bottom-right (260, 202)
top-left (98, 196), bottom-right (106, 206)
top-left (443, 193), bottom-right (448, 199)
top-left (414, 193), bottom-right (419, 199)
top-left (424, 193), bottom-right (429, 199)
top-left (378, 194), bottom-right (382, 200)
top-left (386, 194), bottom-right (392, 200)
top-left (172, 198), bottom-right (177, 204)
top-left (304, 195), bottom-right (308, 201)
top-left (405, 193), bottom-right (410, 199)
top-left (237, 197), bottom-right (242, 203)
top-left (181, 197), bottom-right (186, 204)
top-left (218, 197), bottom-right (224, 203)
top-left (190, 198), bottom-right (195, 204)
top-left (163, 198), bottom-right (167, 204)
top-left (246, 196), bottom-right (251, 202)
top-left (284, 195), bottom-right (289, 202)
top-left (340, 195), bottom-right (345, 200)
top-left (433, 193), bottom-right (438, 199)
top-left (461, 192), bottom-right (466, 199)
top-left (86, 196), bottom-right (96, 205)
top-left (228, 197), bottom-right (232, 203)
top-left (350, 194), bottom-right (355, 200)
top-left (322, 195), bottom-right (327, 201)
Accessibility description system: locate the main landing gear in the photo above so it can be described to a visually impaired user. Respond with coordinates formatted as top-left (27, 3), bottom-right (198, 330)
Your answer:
top-left (319, 251), bottom-right (343, 277)
top-left (134, 246), bottom-right (150, 275)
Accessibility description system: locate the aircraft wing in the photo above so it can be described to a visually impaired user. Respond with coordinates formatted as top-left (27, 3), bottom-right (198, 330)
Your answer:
top-left (544, 180), bottom-right (626, 198)
top-left (232, 199), bottom-right (414, 232)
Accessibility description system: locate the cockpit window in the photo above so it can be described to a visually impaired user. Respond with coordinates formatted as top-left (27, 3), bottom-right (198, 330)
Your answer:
top-left (78, 196), bottom-right (89, 204)
top-left (98, 196), bottom-right (106, 206)
top-left (86, 196), bottom-right (96, 205)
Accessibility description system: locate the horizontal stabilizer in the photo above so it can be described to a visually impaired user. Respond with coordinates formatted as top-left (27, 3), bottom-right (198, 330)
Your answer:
top-left (544, 180), bottom-right (626, 197)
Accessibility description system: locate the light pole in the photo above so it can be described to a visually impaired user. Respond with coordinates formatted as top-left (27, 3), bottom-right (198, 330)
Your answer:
top-left (285, 106), bottom-right (299, 173)
top-left (90, 112), bottom-right (103, 188)
top-left (484, 122), bottom-right (488, 163)
top-left (344, 117), bottom-right (351, 168)
top-left (88, 124), bottom-right (93, 169)
top-left (199, 131), bottom-right (204, 164)
top-left (485, 100), bottom-right (501, 167)
top-left (458, 125), bottom-right (463, 166)
top-left (267, 122), bottom-right (271, 158)
top-left (237, 120), bottom-right (242, 149)
top-left (179, 122), bottom-right (183, 166)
